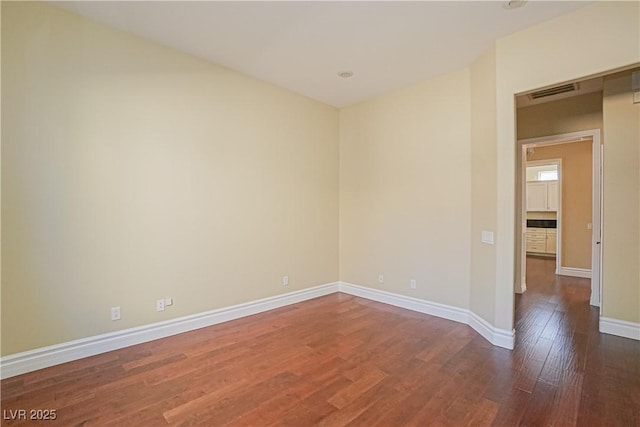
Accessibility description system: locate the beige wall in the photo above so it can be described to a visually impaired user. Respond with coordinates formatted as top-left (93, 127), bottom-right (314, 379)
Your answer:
top-left (1, 2), bottom-right (339, 355)
top-left (602, 71), bottom-right (640, 324)
top-left (527, 142), bottom-right (593, 269)
top-left (517, 92), bottom-right (603, 141)
top-left (2, 1), bottom-right (639, 358)
top-left (469, 46), bottom-right (497, 324)
top-left (492, 1), bottom-right (639, 330)
top-left (339, 69), bottom-right (471, 309)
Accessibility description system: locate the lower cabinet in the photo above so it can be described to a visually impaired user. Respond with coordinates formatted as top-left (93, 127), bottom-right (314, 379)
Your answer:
top-left (526, 228), bottom-right (556, 255)
top-left (526, 228), bottom-right (546, 253)
top-left (546, 229), bottom-right (557, 254)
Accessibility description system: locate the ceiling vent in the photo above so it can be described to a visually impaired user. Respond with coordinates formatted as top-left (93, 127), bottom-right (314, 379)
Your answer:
top-left (529, 83), bottom-right (578, 100)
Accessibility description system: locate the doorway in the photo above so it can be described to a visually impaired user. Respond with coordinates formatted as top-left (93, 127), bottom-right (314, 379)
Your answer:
top-left (523, 158), bottom-right (561, 275)
top-left (517, 130), bottom-right (602, 308)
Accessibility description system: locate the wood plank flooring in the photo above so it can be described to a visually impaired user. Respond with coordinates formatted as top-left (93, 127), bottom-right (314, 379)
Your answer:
top-left (2, 257), bottom-right (639, 426)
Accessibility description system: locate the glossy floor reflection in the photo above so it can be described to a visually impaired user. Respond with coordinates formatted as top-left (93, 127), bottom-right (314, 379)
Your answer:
top-left (1, 257), bottom-right (638, 426)
top-left (511, 256), bottom-right (640, 426)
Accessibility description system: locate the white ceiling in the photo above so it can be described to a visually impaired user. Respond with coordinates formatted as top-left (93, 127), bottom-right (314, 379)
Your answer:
top-left (53, 1), bottom-right (592, 108)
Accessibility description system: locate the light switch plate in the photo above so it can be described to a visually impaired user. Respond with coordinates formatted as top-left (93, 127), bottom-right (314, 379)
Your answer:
top-left (633, 91), bottom-right (640, 104)
top-left (481, 231), bottom-right (495, 245)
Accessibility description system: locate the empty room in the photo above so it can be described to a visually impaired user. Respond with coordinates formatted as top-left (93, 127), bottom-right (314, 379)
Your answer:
top-left (1, 1), bottom-right (639, 426)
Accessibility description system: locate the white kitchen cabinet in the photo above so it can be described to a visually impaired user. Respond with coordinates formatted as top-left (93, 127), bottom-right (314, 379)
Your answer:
top-left (526, 181), bottom-right (558, 211)
top-left (526, 228), bottom-right (547, 253)
top-left (546, 229), bottom-right (557, 254)
top-left (547, 182), bottom-right (558, 211)
top-left (526, 227), bottom-right (557, 255)
top-left (526, 183), bottom-right (547, 211)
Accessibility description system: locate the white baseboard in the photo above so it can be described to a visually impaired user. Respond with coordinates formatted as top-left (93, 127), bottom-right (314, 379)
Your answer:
top-left (467, 312), bottom-right (516, 350)
top-left (1, 281), bottom-right (518, 379)
top-left (600, 317), bottom-right (640, 341)
top-left (557, 266), bottom-right (592, 279)
top-left (338, 282), bottom-right (515, 350)
top-left (338, 282), bottom-right (468, 323)
top-left (0, 283), bottom-right (340, 380)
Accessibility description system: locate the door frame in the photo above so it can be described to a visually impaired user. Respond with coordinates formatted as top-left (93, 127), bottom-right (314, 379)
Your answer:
top-left (516, 129), bottom-right (602, 307)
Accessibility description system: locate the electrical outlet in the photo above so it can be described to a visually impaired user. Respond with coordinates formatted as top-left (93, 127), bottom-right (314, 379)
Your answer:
top-left (165, 298), bottom-right (173, 306)
top-left (410, 279), bottom-right (416, 289)
top-left (110, 306), bottom-right (121, 321)
top-left (283, 276), bottom-right (289, 286)
top-left (156, 299), bottom-right (165, 312)
top-left (378, 274), bottom-right (384, 283)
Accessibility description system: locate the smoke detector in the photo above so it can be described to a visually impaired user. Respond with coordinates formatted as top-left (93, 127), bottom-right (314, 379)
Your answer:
top-left (504, 0), bottom-right (527, 10)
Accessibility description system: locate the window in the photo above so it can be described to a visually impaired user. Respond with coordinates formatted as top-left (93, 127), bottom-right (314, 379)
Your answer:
top-left (538, 170), bottom-right (558, 181)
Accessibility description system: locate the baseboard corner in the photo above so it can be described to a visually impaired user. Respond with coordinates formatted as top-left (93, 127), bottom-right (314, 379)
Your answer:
top-left (339, 282), bottom-right (514, 350)
top-left (467, 312), bottom-right (515, 350)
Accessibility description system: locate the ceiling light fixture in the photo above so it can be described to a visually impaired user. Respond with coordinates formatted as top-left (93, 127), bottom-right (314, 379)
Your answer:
top-left (503, 0), bottom-right (527, 10)
top-left (337, 71), bottom-right (354, 79)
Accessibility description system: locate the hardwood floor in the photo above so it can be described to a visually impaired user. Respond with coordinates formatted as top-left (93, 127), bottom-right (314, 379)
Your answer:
top-left (2, 257), bottom-right (639, 426)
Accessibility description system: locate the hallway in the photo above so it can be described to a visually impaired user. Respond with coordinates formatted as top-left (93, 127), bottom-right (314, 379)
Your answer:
top-left (512, 256), bottom-right (640, 425)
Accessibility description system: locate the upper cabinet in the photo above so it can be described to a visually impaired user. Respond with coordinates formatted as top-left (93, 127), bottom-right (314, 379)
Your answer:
top-left (527, 181), bottom-right (558, 211)
top-left (546, 181), bottom-right (558, 211)
top-left (527, 182), bottom-right (547, 211)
